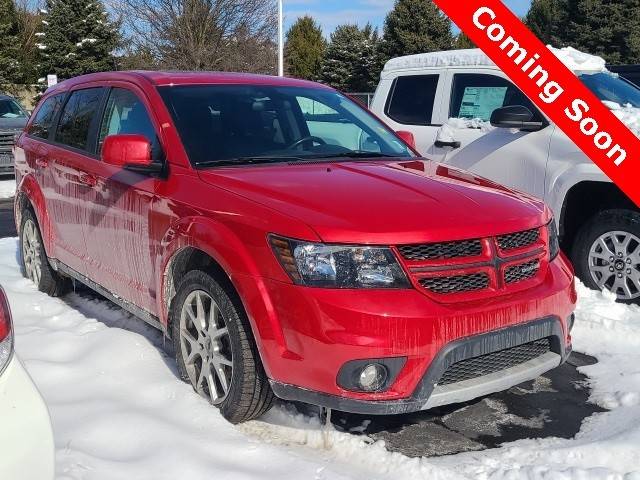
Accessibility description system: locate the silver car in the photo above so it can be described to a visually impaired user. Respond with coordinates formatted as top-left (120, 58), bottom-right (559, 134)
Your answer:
top-left (0, 95), bottom-right (29, 176)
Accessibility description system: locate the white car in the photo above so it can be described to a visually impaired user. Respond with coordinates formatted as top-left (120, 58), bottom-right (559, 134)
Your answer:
top-left (371, 47), bottom-right (640, 302)
top-left (0, 286), bottom-right (54, 480)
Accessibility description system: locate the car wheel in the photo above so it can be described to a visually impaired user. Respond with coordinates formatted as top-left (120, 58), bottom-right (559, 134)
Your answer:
top-left (19, 209), bottom-right (71, 297)
top-left (171, 270), bottom-right (274, 423)
top-left (572, 209), bottom-right (640, 303)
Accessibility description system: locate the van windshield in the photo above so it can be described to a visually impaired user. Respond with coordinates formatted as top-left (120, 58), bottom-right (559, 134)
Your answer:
top-left (0, 99), bottom-right (27, 119)
top-left (158, 85), bottom-right (412, 167)
top-left (579, 72), bottom-right (640, 108)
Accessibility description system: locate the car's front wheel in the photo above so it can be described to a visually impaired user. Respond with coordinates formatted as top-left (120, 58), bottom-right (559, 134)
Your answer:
top-left (171, 270), bottom-right (274, 423)
top-left (19, 209), bottom-right (70, 297)
top-left (572, 209), bottom-right (640, 303)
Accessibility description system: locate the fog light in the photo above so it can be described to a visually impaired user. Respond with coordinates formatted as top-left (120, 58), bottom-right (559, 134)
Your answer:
top-left (358, 364), bottom-right (387, 391)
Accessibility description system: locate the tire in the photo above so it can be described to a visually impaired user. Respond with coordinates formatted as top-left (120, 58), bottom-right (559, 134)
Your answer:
top-left (19, 208), bottom-right (71, 297)
top-left (572, 209), bottom-right (640, 303)
top-left (171, 270), bottom-right (274, 423)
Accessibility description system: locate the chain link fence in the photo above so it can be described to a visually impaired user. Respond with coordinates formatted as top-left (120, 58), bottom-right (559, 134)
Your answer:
top-left (347, 92), bottom-right (375, 108)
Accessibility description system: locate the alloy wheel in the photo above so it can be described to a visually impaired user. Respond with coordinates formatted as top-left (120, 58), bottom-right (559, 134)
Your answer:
top-left (588, 230), bottom-right (640, 300)
top-left (179, 290), bottom-right (233, 405)
top-left (22, 219), bottom-right (42, 287)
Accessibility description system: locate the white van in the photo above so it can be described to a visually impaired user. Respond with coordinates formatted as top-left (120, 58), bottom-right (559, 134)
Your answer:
top-left (371, 48), bottom-right (640, 302)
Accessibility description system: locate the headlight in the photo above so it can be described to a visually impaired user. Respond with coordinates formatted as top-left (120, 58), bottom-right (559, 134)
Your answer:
top-left (270, 236), bottom-right (410, 288)
top-left (548, 218), bottom-right (560, 261)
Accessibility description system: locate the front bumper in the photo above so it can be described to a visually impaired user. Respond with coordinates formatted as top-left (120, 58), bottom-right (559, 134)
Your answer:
top-left (0, 356), bottom-right (55, 480)
top-left (0, 150), bottom-right (14, 175)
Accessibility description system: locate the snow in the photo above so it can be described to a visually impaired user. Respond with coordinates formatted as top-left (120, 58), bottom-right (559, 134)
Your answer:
top-left (603, 101), bottom-right (640, 138)
top-left (384, 46), bottom-right (607, 74)
top-left (1, 237), bottom-right (640, 479)
top-left (436, 118), bottom-right (494, 143)
top-left (0, 179), bottom-right (16, 199)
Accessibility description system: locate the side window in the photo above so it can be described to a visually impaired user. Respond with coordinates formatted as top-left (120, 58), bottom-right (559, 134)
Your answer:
top-left (28, 94), bottom-right (65, 139)
top-left (55, 88), bottom-right (104, 151)
top-left (450, 74), bottom-right (542, 122)
top-left (98, 88), bottom-right (160, 158)
top-left (385, 75), bottom-right (439, 126)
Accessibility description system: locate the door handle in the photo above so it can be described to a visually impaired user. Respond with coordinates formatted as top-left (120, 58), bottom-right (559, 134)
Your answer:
top-left (79, 173), bottom-right (97, 187)
top-left (434, 140), bottom-right (462, 149)
top-left (35, 157), bottom-right (48, 168)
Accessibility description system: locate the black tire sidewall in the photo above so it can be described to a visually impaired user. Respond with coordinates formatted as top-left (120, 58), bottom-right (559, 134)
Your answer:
top-left (572, 209), bottom-right (640, 302)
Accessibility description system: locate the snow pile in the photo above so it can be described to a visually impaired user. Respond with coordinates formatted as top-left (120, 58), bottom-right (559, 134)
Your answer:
top-left (384, 46), bottom-right (607, 75)
top-left (436, 118), bottom-right (494, 144)
top-left (0, 179), bottom-right (16, 199)
top-left (1, 236), bottom-right (640, 479)
top-left (603, 101), bottom-right (640, 138)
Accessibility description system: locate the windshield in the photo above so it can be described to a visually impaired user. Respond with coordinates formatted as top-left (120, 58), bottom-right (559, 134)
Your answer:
top-left (0, 99), bottom-right (27, 119)
top-left (579, 72), bottom-right (640, 108)
top-left (158, 85), bottom-right (412, 166)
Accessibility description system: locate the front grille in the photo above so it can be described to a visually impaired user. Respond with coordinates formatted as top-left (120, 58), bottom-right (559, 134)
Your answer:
top-left (0, 131), bottom-right (15, 149)
top-left (398, 239), bottom-right (482, 261)
top-left (505, 260), bottom-right (540, 284)
top-left (437, 337), bottom-right (552, 386)
top-left (419, 272), bottom-right (489, 294)
top-left (497, 228), bottom-right (539, 251)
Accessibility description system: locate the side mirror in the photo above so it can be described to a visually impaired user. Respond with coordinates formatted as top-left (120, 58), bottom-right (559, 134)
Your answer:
top-left (490, 105), bottom-right (546, 131)
top-left (101, 134), bottom-right (163, 174)
top-left (396, 130), bottom-right (416, 150)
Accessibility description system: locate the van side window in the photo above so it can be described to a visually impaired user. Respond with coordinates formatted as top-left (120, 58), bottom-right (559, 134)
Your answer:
top-left (450, 74), bottom-right (541, 122)
top-left (28, 94), bottom-right (65, 139)
top-left (385, 75), bottom-right (439, 126)
top-left (98, 88), bottom-right (161, 159)
top-left (55, 88), bottom-right (104, 152)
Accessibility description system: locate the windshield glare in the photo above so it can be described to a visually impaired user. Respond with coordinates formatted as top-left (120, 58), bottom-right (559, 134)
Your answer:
top-left (0, 99), bottom-right (27, 119)
top-left (159, 85), bottom-right (412, 166)
top-left (579, 72), bottom-right (640, 108)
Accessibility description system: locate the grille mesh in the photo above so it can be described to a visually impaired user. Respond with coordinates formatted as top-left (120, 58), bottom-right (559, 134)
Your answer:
top-left (437, 338), bottom-right (552, 386)
top-left (398, 239), bottom-right (482, 261)
top-left (497, 228), bottom-right (539, 251)
top-left (505, 260), bottom-right (540, 284)
top-left (419, 272), bottom-right (489, 294)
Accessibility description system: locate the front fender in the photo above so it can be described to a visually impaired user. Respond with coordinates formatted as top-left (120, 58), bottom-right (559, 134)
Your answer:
top-left (15, 174), bottom-right (54, 256)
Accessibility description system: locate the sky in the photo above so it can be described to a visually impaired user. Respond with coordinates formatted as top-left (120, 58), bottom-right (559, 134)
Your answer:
top-left (284, 0), bottom-right (533, 37)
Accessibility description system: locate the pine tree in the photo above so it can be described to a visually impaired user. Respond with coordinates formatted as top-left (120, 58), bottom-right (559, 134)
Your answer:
top-left (453, 32), bottom-right (476, 49)
top-left (38, 0), bottom-right (120, 84)
top-left (524, 0), bottom-right (569, 47)
top-left (0, 0), bottom-right (23, 89)
top-left (285, 16), bottom-right (326, 80)
top-left (380, 0), bottom-right (453, 62)
top-left (320, 24), bottom-right (381, 92)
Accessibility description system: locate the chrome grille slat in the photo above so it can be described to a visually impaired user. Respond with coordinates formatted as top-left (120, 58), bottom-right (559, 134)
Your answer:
top-left (497, 228), bottom-right (539, 251)
top-left (437, 338), bottom-right (551, 385)
top-left (398, 239), bottom-right (482, 261)
top-left (418, 272), bottom-right (489, 294)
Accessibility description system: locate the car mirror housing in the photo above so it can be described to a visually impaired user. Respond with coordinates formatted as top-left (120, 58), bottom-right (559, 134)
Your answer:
top-left (102, 134), bottom-right (163, 174)
top-left (490, 105), bottom-right (547, 132)
top-left (396, 130), bottom-right (417, 150)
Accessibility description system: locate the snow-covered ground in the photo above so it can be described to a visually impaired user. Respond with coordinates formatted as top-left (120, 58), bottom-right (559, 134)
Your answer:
top-left (0, 179), bottom-right (16, 199)
top-left (1, 237), bottom-right (639, 479)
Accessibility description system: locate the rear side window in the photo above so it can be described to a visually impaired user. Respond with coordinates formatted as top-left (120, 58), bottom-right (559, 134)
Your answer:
top-left (98, 88), bottom-right (161, 158)
top-left (385, 75), bottom-right (439, 126)
top-left (55, 88), bottom-right (104, 152)
top-left (28, 94), bottom-right (65, 139)
top-left (450, 74), bottom-right (541, 122)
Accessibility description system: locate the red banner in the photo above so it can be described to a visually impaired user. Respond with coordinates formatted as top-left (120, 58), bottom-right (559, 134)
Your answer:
top-left (432, 0), bottom-right (640, 207)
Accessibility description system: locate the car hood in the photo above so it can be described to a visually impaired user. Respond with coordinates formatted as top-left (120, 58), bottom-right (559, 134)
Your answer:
top-left (198, 159), bottom-right (549, 244)
top-left (0, 117), bottom-right (27, 131)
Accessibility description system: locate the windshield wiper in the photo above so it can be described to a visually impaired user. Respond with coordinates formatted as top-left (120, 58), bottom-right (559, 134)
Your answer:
top-left (312, 151), bottom-right (401, 160)
top-left (195, 156), bottom-right (307, 168)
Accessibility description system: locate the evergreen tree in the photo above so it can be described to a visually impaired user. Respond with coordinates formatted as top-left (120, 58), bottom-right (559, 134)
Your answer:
top-left (0, 0), bottom-right (23, 89)
top-left (380, 0), bottom-right (453, 62)
top-left (524, 0), bottom-right (569, 47)
top-left (453, 32), bottom-right (476, 49)
top-left (38, 0), bottom-right (120, 84)
top-left (320, 24), bottom-right (381, 92)
top-left (285, 16), bottom-right (326, 80)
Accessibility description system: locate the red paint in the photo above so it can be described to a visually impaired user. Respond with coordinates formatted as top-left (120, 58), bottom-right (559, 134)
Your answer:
top-left (432, 0), bottom-right (640, 207)
top-left (14, 71), bottom-right (575, 401)
top-left (102, 134), bottom-right (152, 168)
top-left (395, 131), bottom-right (416, 150)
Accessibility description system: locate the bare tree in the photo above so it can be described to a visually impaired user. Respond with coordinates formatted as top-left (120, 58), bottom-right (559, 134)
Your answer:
top-left (117, 0), bottom-right (277, 73)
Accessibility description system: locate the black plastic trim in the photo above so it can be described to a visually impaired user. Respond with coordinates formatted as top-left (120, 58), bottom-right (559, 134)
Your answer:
top-left (270, 315), bottom-right (571, 415)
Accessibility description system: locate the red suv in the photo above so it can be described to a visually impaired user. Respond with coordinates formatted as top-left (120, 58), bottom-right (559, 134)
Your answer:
top-left (14, 72), bottom-right (576, 423)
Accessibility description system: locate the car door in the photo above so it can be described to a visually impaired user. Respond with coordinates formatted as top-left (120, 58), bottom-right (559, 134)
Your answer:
top-left (45, 87), bottom-right (106, 276)
top-left (431, 71), bottom-right (553, 198)
top-left (81, 85), bottom-right (162, 315)
top-left (373, 73), bottom-right (446, 155)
